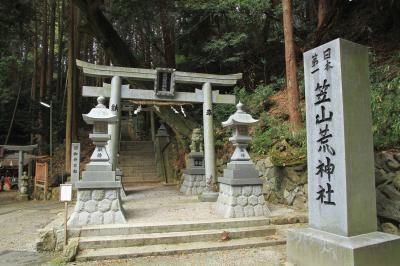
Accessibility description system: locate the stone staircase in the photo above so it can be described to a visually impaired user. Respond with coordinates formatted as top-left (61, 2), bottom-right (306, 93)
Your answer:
top-left (75, 217), bottom-right (287, 261)
top-left (119, 141), bottom-right (161, 186)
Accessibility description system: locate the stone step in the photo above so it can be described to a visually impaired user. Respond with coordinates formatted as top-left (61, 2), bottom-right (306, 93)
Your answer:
top-left (79, 217), bottom-right (274, 237)
top-left (120, 161), bottom-right (156, 166)
top-left (122, 172), bottom-right (158, 178)
top-left (119, 157), bottom-right (156, 163)
top-left (120, 167), bottom-right (158, 174)
top-left (119, 151), bottom-right (155, 156)
top-left (118, 161), bottom-right (156, 167)
top-left (120, 141), bottom-right (154, 145)
top-left (120, 145), bottom-right (154, 149)
top-left (76, 236), bottom-right (285, 261)
top-left (123, 179), bottom-right (161, 185)
top-left (123, 180), bottom-right (162, 187)
top-left (119, 141), bottom-right (154, 149)
top-left (78, 226), bottom-right (276, 249)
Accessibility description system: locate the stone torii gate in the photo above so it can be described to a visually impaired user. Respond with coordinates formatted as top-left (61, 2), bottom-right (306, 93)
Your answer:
top-left (76, 60), bottom-right (241, 200)
top-left (0, 144), bottom-right (38, 178)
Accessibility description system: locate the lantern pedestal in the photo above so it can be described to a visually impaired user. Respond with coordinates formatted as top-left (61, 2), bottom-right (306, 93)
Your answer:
top-left (217, 161), bottom-right (269, 218)
top-left (68, 181), bottom-right (126, 227)
top-left (180, 152), bottom-right (206, 195)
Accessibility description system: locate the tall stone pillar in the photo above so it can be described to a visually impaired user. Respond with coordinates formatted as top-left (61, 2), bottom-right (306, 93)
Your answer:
top-left (107, 76), bottom-right (122, 171)
top-left (18, 150), bottom-right (24, 179)
top-left (199, 82), bottom-right (218, 202)
top-left (150, 111), bottom-right (156, 142)
top-left (287, 38), bottom-right (400, 266)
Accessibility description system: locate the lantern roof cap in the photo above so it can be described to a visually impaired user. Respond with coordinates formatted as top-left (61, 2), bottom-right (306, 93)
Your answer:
top-left (82, 96), bottom-right (117, 124)
top-left (222, 101), bottom-right (258, 128)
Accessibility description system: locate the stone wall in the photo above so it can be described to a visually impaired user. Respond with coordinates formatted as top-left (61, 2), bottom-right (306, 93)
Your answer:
top-left (255, 157), bottom-right (308, 210)
top-left (255, 151), bottom-right (400, 233)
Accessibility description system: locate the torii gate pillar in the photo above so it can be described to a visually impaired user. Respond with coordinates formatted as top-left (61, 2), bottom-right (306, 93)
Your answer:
top-left (107, 76), bottom-right (122, 171)
top-left (200, 82), bottom-right (219, 202)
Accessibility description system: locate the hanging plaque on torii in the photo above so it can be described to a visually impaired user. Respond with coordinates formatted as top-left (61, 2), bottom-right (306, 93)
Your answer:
top-left (154, 68), bottom-right (175, 97)
top-left (76, 59), bottom-right (240, 104)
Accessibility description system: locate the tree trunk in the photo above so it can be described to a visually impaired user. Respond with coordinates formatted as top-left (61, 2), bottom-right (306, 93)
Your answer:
top-left (73, 0), bottom-right (139, 67)
top-left (31, 0), bottom-right (39, 144)
top-left (40, 0), bottom-right (48, 100)
top-left (38, 0), bottom-right (49, 154)
top-left (72, 7), bottom-right (81, 141)
top-left (56, 0), bottom-right (65, 100)
top-left (158, 1), bottom-right (176, 68)
top-left (47, 0), bottom-right (56, 100)
top-left (65, 0), bottom-right (75, 173)
top-left (282, 0), bottom-right (303, 131)
top-left (317, 0), bottom-right (329, 30)
top-left (153, 106), bottom-right (198, 139)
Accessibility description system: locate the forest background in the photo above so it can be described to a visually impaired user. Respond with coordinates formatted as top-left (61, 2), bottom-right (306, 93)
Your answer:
top-left (0, 0), bottom-right (399, 174)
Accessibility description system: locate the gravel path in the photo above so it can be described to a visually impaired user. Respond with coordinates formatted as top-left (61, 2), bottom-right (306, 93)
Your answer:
top-left (69, 245), bottom-right (286, 266)
top-left (0, 185), bottom-right (297, 265)
top-left (122, 184), bottom-right (299, 223)
top-left (0, 193), bottom-right (64, 266)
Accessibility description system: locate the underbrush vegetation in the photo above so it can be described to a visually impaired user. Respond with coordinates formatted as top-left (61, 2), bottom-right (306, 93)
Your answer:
top-left (214, 52), bottom-right (400, 166)
top-left (370, 52), bottom-right (400, 150)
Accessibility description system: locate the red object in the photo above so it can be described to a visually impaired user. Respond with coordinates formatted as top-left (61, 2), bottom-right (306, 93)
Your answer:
top-left (3, 176), bottom-right (11, 191)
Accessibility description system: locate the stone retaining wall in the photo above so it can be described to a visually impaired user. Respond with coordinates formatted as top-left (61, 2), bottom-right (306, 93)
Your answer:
top-left (255, 150), bottom-right (400, 233)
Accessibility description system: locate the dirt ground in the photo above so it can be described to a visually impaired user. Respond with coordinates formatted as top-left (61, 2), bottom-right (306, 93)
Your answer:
top-left (122, 184), bottom-right (299, 223)
top-left (0, 186), bottom-right (293, 266)
top-left (69, 245), bottom-right (287, 266)
top-left (0, 191), bottom-right (63, 266)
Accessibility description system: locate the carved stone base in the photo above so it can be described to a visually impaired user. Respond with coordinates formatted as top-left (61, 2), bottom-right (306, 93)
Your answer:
top-left (216, 183), bottom-right (271, 218)
top-left (287, 228), bottom-right (400, 266)
top-left (180, 173), bottom-right (206, 195)
top-left (68, 188), bottom-right (126, 227)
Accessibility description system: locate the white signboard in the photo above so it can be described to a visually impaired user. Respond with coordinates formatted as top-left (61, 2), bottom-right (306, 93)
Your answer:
top-left (60, 184), bottom-right (73, 202)
top-left (70, 143), bottom-right (80, 184)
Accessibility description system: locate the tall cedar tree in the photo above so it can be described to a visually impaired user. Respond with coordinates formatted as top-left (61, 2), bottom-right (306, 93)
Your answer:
top-left (282, 0), bottom-right (302, 130)
top-left (65, 0), bottom-right (74, 172)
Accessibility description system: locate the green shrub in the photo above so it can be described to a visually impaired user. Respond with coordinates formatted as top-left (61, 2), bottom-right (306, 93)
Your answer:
top-left (251, 114), bottom-right (306, 166)
top-left (370, 52), bottom-right (400, 149)
top-left (235, 80), bottom-right (283, 115)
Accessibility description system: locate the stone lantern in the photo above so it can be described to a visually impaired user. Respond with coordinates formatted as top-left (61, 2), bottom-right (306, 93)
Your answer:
top-left (69, 96), bottom-right (126, 226)
top-left (216, 102), bottom-right (270, 218)
top-left (82, 96), bottom-right (116, 174)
